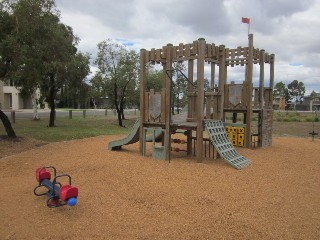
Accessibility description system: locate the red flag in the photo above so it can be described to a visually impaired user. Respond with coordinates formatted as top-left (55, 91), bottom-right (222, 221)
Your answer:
top-left (242, 17), bottom-right (250, 24)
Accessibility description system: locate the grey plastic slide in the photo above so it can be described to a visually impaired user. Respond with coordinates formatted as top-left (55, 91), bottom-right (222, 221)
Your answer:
top-left (108, 120), bottom-right (141, 150)
top-left (108, 120), bottom-right (163, 150)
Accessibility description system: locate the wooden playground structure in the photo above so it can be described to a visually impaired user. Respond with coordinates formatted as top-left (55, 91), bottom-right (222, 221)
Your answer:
top-left (138, 34), bottom-right (275, 163)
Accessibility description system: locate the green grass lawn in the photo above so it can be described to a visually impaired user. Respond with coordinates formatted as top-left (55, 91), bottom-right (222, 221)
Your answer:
top-left (273, 111), bottom-right (319, 122)
top-left (4, 115), bottom-right (138, 142)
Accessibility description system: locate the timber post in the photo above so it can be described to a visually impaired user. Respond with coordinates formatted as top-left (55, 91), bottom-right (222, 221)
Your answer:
top-left (164, 44), bottom-right (173, 161)
top-left (245, 34), bottom-right (254, 148)
top-left (139, 48), bottom-right (146, 155)
top-left (196, 38), bottom-right (206, 163)
top-left (259, 49), bottom-right (265, 108)
top-left (218, 45), bottom-right (226, 120)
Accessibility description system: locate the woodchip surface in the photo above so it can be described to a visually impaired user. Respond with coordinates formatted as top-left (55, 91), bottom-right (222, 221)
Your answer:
top-left (0, 135), bottom-right (319, 239)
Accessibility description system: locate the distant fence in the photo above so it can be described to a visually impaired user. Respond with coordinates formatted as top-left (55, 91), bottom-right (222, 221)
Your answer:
top-left (67, 109), bottom-right (140, 119)
top-left (2, 109), bottom-right (140, 123)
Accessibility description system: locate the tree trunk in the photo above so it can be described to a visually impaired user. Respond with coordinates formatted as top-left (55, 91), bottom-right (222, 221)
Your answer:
top-left (113, 77), bottom-right (124, 127)
top-left (0, 110), bottom-right (17, 138)
top-left (177, 80), bottom-right (180, 114)
top-left (171, 94), bottom-right (175, 115)
top-left (117, 109), bottom-right (123, 127)
top-left (177, 96), bottom-right (180, 114)
top-left (48, 75), bottom-right (56, 127)
top-left (32, 88), bottom-right (40, 120)
top-left (120, 102), bottom-right (125, 120)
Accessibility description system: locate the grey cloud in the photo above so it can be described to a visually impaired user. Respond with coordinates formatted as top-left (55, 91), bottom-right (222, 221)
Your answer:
top-left (56, 0), bottom-right (135, 30)
top-left (54, 0), bottom-right (320, 93)
top-left (162, 0), bottom-right (231, 36)
top-left (261, 0), bottom-right (315, 18)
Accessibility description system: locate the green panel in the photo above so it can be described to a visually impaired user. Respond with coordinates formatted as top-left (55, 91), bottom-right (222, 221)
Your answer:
top-left (144, 127), bottom-right (166, 160)
top-left (152, 145), bottom-right (166, 160)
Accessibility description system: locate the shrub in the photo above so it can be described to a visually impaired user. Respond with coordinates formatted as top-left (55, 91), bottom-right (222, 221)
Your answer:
top-left (305, 117), bottom-right (314, 122)
top-left (291, 117), bottom-right (301, 122)
top-left (274, 113), bottom-right (284, 119)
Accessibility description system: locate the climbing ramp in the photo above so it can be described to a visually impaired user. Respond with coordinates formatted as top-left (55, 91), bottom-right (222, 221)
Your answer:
top-left (108, 119), bottom-right (162, 150)
top-left (204, 120), bottom-right (251, 170)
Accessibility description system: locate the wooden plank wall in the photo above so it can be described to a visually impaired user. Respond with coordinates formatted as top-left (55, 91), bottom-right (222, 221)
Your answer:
top-left (143, 41), bottom-right (273, 68)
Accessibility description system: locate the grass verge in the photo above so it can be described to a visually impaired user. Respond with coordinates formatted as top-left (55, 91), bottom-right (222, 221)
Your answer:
top-left (4, 116), bottom-right (137, 142)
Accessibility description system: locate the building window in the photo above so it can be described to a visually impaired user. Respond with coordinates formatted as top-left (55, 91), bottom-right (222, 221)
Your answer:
top-left (9, 94), bottom-right (12, 108)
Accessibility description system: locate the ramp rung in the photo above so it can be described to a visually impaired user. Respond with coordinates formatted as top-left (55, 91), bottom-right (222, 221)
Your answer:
top-left (204, 120), bottom-right (251, 170)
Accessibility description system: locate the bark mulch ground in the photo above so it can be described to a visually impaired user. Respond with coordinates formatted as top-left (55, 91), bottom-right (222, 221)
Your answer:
top-left (0, 135), bottom-right (319, 239)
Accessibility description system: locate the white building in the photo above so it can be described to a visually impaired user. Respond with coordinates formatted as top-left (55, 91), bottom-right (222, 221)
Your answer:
top-left (0, 80), bottom-right (40, 110)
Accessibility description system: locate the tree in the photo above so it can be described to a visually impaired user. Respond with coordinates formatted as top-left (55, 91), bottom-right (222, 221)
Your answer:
top-left (94, 39), bottom-right (139, 126)
top-left (0, 109), bottom-right (17, 138)
top-left (0, 0), bottom-right (89, 129)
top-left (287, 80), bottom-right (305, 109)
top-left (0, 1), bottom-right (15, 78)
top-left (115, 50), bottom-right (139, 119)
top-left (145, 64), bottom-right (163, 92)
top-left (59, 52), bottom-right (91, 108)
top-left (171, 62), bottom-right (187, 114)
top-left (273, 81), bottom-right (290, 104)
top-left (90, 72), bottom-right (109, 107)
top-left (35, 14), bottom-right (79, 127)
top-left (4, 0), bottom-right (61, 121)
top-left (194, 78), bottom-right (210, 91)
top-left (273, 81), bottom-right (286, 97)
top-left (310, 90), bottom-right (317, 99)
top-left (0, 0), bottom-right (17, 137)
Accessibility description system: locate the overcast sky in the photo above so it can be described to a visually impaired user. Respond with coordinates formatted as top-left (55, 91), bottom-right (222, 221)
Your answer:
top-left (55, 0), bottom-right (320, 94)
